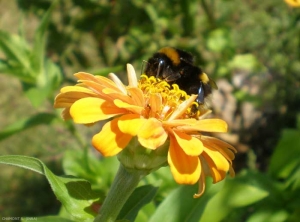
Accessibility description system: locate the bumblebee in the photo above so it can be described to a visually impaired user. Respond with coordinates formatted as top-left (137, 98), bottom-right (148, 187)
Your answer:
top-left (144, 47), bottom-right (218, 108)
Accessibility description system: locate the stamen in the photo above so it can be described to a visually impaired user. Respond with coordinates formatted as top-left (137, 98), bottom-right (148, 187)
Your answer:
top-left (138, 75), bottom-right (204, 120)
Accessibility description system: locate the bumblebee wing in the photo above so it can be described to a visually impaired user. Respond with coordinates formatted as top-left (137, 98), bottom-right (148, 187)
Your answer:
top-left (209, 77), bottom-right (218, 90)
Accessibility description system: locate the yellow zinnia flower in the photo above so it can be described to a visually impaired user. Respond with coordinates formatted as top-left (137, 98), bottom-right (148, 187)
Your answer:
top-left (285, 0), bottom-right (300, 7)
top-left (54, 64), bottom-right (236, 198)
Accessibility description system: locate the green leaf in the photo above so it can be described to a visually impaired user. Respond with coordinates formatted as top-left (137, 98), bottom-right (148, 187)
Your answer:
top-left (269, 129), bottom-right (300, 179)
top-left (0, 30), bottom-right (30, 70)
top-left (31, 0), bottom-right (58, 76)
top-left (200, 171), bottom-right (269, 222)
top-left (0, 59), bottom-right (34, 83)
top-left (149, 180), bottom-right (221, 222)
top-left (117, 185), bottom-right (158, 221)
top-left (135, 202), bottom-right (156, 222)
top-left (228, 54), bottom-right (262, 72)
top-left (23, 83), bottom-right (52, 107)
top-left (0, 113), bottom-right (57, 141)
top-left (0, 155), bottom-right (100, 221)
top-left (206, 28), bottom-right (232, 52)
top-left (247, 208), bottom-right (289, 222)
top-left (63, 150), bottom-right (118, 190)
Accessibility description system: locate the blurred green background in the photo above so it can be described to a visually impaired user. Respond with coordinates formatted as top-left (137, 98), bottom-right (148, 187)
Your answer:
top-left (0, 0), bottom-right (299, 221)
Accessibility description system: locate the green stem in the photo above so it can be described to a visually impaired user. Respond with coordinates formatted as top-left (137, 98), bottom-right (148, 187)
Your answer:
top-left (94, 164), bottom-right (146, 222)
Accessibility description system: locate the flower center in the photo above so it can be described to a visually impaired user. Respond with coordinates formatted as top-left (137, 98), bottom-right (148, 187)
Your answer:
top-left (138, 75), bottom-right (200, 120)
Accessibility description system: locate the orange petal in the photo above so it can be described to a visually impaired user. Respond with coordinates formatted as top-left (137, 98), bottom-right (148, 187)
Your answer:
top-left (201, 136), bottom-right (236, 162)
top-left (114, 99), bottom-right (144, 114)
top-left (127, 87), bottom-right (145, 107)
top-left (61, 108), bottom-right (72, 120)
top-left (70, 97), bottom-right (124, 123)
top-left (172, 130), bottom-right (203, 156)
top-left (60, 85), bottom-right (95, 94)
top-left (92, 118), bottom-right (132, 156)
top-left (177, 119), bottom-right (228, 133)
top-left (118, 114), bottom-right (146, 135)
top-left (137, 118), bottom-right (168, 149)
top-left (193, 169), bottom-right (206, 198)
top-left (75, 72), bottom-right (121, 92)
top-left (54, 91), bottom-right (97, 108)
top-left (201, 135), bottom-right (237, 153)
top-left (168, 135), bottom-right (201, 184)
top-left (81, 80), bottom-right (129, 103)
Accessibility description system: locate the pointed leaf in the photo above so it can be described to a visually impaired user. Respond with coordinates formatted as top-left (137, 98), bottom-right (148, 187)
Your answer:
top-left (0, 155), bottom-right (99, 220)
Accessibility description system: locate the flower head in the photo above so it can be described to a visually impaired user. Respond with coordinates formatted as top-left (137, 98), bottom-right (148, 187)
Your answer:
top-left (54, 64), bottom-right (236, 197)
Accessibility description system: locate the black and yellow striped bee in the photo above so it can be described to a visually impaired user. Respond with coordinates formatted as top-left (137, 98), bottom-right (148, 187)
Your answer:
top-left (144, 47), bottom-right (218, 109)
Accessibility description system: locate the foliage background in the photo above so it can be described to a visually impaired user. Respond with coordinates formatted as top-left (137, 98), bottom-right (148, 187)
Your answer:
top-left (0, 0), bottom-right (299, 221)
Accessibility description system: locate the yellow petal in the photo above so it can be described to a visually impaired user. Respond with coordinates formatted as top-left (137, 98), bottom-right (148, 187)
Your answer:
top-left (177, 119), bottom-right (228, 133)
top-left (285, 0), bottom-right (300, 7)
top-left (163, 119), bottom-right (198, 127)
top-left (70, 97), bottom-right (124, 123)
top-left (92, 118), bottom-right (132, 156)
top-left (168, 135), bottom-right (201, 184)
top-left (137, 118), bottom-right (168, 149)
top-left (118, 114), bottom-right (146, 135)
top-left (172, 130), bottom-right (203, 156)
top-left (202, 147), bottom-right (230, 183)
